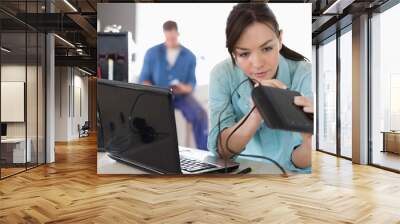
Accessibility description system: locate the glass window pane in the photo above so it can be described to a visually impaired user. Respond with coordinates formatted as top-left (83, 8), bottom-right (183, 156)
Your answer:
top-left (1, 0), bottom-right (29, 178)
top-left (371, 4), bottom-right (400, 171)
top-left (340, 30), bottom-right (352, 158)
top-left (1, 31), bottom-right (27, 177)
top-left (318, 37), bottom-right (337, 154)
top-left (27, 31), bottom-right (38, 169)
top-left (1, 1), bottom-right (46, 179)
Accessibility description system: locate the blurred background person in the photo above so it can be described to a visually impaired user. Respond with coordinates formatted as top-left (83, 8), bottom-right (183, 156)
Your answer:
top-left (139, 20), bottom-right (208, 150)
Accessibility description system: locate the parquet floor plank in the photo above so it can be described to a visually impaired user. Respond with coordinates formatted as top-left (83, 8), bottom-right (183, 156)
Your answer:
top-left (1, 135), bottom-right (399, 223)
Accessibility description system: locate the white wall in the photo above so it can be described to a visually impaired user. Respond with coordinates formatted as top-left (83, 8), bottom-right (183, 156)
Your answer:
top-left (55, 67), bottom-right (89, 141)
top-left (73, 73), bottom-right (89, 137)
top-left (133, 3), bottom-right (311, 86)
top-left (55, 67), bottom-right (68, 141)
top-left (1, 64), bottom-right (46, 164)
top-left (1, 65), bottom-right (26, 81)
top-left (1, 65), bottom-right (35, 138)
top-left (1, 65), bottom-right (26, 139)
top-left (97, 3), bottom-right (136, 34)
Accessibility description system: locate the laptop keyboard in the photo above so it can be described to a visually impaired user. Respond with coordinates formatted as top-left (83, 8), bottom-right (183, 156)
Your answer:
top-left (180, 157), bottom-right (217, 172)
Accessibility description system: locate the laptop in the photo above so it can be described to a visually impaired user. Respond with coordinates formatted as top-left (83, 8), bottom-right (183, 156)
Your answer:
top-left (97, 79), bottom-right (239, 174)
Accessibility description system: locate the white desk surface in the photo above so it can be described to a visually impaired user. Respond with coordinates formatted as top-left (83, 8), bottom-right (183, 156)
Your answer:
top-left (97, 146), bottom-right (288, 175)
top-left (1, 137), bottom-right (32, 163)
top-left (1, 138), bottom-right (27, 143)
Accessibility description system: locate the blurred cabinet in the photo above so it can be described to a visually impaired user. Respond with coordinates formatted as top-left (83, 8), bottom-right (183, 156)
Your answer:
top-left (97, 32), bottom-right (135, 82)
top-left (0, 138), bottom-right (31, 164)
top-left (382, 131), bottom-right (400, 154)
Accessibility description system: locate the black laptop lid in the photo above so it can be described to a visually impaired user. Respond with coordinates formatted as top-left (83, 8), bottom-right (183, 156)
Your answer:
top-left (97, 79), bottom-right (181, 174)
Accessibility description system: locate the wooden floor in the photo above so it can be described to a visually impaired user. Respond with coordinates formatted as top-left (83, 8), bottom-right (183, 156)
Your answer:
top-left (1, 167), bottom-right (26, 178)
top-left (1, 163), bottom-right (44, 178)
top-left (1, 135), bottom-right (400, 223)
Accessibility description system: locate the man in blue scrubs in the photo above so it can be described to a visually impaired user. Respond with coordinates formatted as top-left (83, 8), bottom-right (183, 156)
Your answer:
top-left (139, 21), bottom-right (208, 150)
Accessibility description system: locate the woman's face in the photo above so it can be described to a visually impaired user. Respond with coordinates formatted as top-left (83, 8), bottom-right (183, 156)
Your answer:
top-left (233, 22), bottom-right (282, 82)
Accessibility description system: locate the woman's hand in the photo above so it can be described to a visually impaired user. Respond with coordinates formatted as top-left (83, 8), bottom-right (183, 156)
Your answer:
top-left (254, 79), bottom-right (287, 89)
top-left (290, 96), bottom-right (314, 168)
top-left (294, 96), bottom-right (313, 113)
top-left (293, 96), bottom-right (314, 141)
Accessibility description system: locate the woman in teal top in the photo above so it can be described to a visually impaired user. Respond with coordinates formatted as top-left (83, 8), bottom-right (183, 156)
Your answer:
top-left (208, 3), bottom-right (314, 173)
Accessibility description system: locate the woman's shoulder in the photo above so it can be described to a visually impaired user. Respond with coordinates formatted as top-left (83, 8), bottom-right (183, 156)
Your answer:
top-left (211, 58), bottom-right (235, 73)
top-left (281, 56), bottom-right (312, 94)
top-left (210, 58), bottom-right (241, 81)
top-left (284, 56), bottom-right (312, 76)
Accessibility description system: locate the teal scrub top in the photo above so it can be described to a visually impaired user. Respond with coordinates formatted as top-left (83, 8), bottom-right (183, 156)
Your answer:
top-left (207, 55), bottom-right (313, 173)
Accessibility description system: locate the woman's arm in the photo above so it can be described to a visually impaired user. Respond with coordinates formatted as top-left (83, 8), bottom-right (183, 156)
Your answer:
top-left (217, 79), bottom-right (288, 159)
top-left (291, 95), bottom-right (314, 168)
top-left (217, 107), bottom-right (262, 159)
top-left (291, 134), bottom-right (312, 168)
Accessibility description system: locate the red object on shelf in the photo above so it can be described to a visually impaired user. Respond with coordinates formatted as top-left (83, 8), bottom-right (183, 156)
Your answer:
top-left (97, 64), bottom-right (102, 79)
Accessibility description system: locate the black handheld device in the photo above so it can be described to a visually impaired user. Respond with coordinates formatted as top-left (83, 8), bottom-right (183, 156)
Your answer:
top-left (251, 85), bottom-right (313, 134)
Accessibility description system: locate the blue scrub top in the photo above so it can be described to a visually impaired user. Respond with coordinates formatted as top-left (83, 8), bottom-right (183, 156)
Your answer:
top-left (207, 55), bottom-right (313, 173)
top-left (138, 43), bottom-right (197, 88)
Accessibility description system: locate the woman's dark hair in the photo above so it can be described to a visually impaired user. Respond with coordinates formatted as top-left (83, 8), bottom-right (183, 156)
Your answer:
top-left (226, 3), bottom-right (308, 65)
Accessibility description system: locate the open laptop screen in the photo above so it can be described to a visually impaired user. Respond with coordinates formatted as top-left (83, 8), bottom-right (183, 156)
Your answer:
top-left (97, 79), bottom-right (181, 174)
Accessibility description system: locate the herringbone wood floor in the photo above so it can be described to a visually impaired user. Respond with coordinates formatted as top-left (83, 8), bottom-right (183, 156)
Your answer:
top-left (1, 135), bottom-right (400, 223)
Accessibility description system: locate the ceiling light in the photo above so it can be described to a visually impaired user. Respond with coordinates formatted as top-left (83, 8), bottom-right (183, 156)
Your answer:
top-left (54, 34), bottom-right (75, 48)
top-left (1, 47), bottom-right (11, 53)
top-left (78, 67), bottom-right (92, 76)
top-left (322, 0), bottom-right (354, 15)
top-left (63, 0), bottom-right (78, 12)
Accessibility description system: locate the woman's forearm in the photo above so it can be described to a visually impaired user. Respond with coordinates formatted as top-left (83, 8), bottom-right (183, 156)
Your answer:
top-left (217, 109), bottom-right (262, 159)
top-left (291, 137), bottom-right (312, 168)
